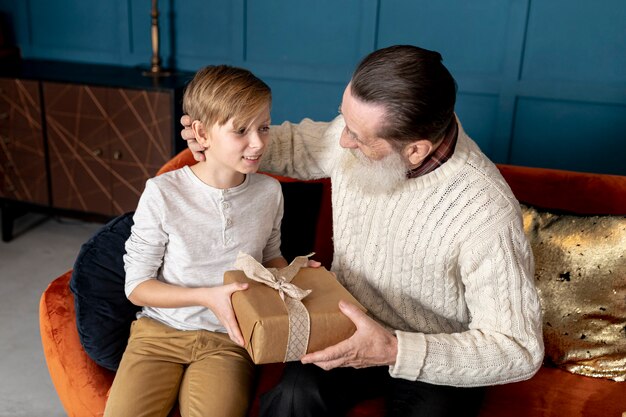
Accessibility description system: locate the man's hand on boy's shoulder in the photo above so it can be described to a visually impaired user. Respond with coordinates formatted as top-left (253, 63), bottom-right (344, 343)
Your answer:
top-left (180, 115), bottom-right (206, 162)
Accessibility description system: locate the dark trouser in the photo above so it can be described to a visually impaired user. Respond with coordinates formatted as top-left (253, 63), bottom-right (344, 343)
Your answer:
top-left (259, 362), bottom-right (485, 417)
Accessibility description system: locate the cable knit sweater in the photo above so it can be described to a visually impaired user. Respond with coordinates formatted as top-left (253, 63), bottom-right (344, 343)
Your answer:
top-left (260, 116), bottom-right (544, 387)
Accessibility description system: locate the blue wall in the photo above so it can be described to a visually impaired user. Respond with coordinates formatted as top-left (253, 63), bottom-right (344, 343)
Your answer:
top-left (1, 0), bottom-right (625, 175)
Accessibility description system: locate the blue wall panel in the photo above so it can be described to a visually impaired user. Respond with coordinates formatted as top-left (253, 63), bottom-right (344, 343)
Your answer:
top-left (455, 93), bottom-right (499, 156)
top-left (523, 1), bottom-right (626, 83)
top-left (267, 79), bottom-right (345, 125)
top-left (245, 0), bottom-right (376, 84)
top-left (30, 2), bottom-right (116, 51)
top-left (511, 98), bottom-right (626, 175)
top-left (248, 1), bottom-right (363, 68)
top-left (26, 0), bottom-right (129, 63)
top-left (378, 0), bottom-right (510, 76)
top-left (168, 0), bottom-right (243, 68)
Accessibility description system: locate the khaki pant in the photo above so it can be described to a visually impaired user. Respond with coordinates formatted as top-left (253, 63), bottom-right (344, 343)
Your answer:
top-left (104, 317), bottom-right (255, 417)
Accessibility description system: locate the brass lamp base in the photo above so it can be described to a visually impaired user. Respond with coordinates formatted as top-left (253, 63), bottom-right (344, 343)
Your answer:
top-left (142, 67), bottom-right (172, 77)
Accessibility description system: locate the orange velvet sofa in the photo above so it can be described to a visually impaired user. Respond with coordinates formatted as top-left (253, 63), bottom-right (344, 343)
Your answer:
top-left (40, 149), bottom-right (626, 417)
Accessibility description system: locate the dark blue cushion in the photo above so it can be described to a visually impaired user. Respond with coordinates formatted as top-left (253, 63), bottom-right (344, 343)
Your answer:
top-left (69, 212), bottom-right (139, 371)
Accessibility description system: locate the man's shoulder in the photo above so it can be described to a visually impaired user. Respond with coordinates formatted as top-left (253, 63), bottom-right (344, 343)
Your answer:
top-left (467, 155), bottom-right (513, 195)
top-left (445, 150), bottom-right (520, 217)
top-left (452, 130), bottom-right (513, 198)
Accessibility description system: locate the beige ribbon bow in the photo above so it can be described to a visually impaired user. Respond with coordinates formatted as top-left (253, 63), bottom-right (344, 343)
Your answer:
top-left (234, 252), bottom-right (314, 362)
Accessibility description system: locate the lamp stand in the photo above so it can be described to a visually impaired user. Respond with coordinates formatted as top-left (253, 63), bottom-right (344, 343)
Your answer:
top-left (142, 0), bottom-right (171, 77)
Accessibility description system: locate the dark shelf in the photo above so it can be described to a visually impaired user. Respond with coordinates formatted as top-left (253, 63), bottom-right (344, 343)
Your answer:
top-left (0, 59), bottom-right (194, 92)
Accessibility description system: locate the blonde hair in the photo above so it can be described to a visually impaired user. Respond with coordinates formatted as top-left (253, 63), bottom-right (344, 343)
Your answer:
top-left (183, 65), bottom-right (271, 130)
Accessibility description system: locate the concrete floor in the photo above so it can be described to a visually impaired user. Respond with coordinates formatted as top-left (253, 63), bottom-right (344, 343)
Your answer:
top-left (0, 212), bottom-right (103, 417)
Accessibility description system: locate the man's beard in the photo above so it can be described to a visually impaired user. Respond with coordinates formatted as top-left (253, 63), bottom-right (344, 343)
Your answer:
top-left (340, 148), bottom-right (408, 195)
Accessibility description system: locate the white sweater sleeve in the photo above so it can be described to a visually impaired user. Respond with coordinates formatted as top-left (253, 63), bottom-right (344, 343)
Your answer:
top-left (260, 117), bottom-right (344, 180)
top-left (123, 180), bottom-right (168, 298)
top-left (390, 219), bottom-right (544, 386)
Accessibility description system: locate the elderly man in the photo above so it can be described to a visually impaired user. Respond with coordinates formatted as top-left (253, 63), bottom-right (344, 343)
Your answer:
top-left (181, 45), bottom-right (544, 417)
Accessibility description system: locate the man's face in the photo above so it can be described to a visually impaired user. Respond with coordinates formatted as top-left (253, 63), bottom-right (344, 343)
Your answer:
top-left (338, 84), bottom-right (395, 161)
top-left (339, 84), bottom-right (408, 194)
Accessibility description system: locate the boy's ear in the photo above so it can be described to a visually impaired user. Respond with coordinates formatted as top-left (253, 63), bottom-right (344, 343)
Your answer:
top-left (191, 120), bottom-right (210, 148)
top-left (404, 139), bottom-right (435, 168)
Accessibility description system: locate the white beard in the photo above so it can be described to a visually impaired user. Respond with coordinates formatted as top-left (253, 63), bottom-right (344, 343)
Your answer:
top-left (340, 148), bottom-right (408, 195)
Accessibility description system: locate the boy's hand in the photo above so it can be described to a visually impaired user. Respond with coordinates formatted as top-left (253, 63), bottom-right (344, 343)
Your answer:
top-left (203, 283), bottom-right (249, 346)
top-left (180, 115), bottom-right (206, 162)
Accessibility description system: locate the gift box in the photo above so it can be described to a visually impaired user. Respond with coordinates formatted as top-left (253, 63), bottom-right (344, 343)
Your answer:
top-left (224, 257), bottom-right (366, 364)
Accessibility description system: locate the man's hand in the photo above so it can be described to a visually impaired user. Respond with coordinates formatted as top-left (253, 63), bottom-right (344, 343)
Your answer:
top-left (300, 300), bottom-right (398, 370)
top-left (180, 114), bottom-right (206, 162)
top-left (307, 259), bottom-right (322, 268)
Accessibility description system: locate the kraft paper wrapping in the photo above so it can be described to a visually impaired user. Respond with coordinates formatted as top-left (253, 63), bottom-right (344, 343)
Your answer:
top-left (234, 252), bottom-right (313, 362)
top-left (224, 264), bottom-right (366, 364)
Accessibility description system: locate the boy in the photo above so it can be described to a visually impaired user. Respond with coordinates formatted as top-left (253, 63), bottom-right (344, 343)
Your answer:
top-left (104, 65), bottom-right (288, 417)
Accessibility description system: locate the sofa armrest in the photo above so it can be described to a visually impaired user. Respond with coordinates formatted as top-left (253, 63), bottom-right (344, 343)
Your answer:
top-left (39, 271), bottom-right (114, 417)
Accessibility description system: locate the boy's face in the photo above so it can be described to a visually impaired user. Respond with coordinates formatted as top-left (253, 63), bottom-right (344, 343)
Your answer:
top-left (205, 105), bottom-right (271, 176)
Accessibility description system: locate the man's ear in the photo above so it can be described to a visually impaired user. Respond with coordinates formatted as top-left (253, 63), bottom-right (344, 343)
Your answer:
top-left (191, 120), bottom-right (210, 148)
top-left (404, 139), bottom-right (435, 168)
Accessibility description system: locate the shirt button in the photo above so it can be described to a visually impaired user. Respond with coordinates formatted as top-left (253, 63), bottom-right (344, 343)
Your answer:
top-left (222, 202), bottom-right (230, 209)
top-left (226, 218), bottom-right (233, 226)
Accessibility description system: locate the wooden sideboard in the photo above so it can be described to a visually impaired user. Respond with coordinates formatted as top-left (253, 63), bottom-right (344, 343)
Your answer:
top-left (0, 59), bottom-right (193, 241)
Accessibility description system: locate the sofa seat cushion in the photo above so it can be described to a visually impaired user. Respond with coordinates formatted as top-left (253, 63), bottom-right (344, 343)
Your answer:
top-left (478, 366), bottom-right (626, 417)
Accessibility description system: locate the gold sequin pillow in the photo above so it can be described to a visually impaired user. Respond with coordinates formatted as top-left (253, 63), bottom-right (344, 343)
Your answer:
top-left (521, 205), bottom-right (626, 381)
